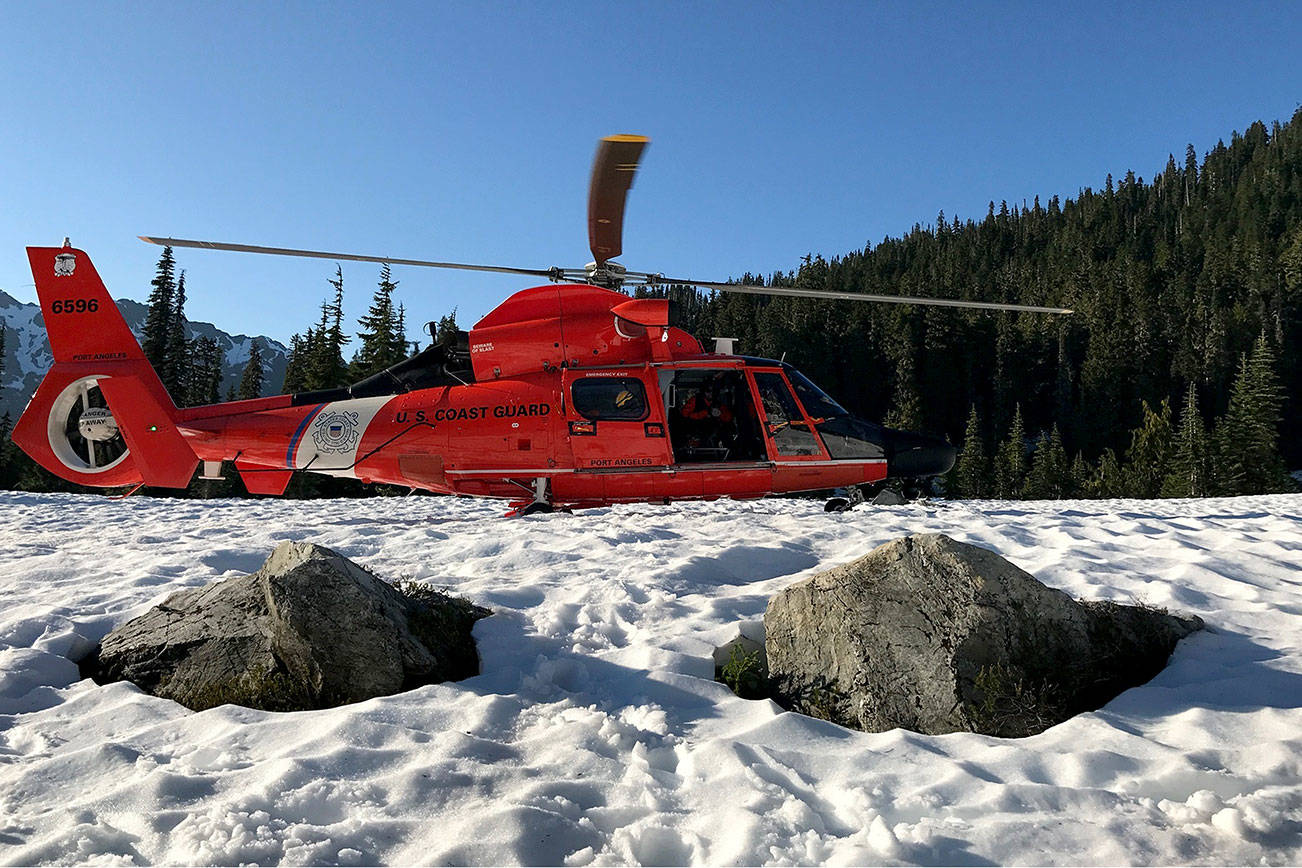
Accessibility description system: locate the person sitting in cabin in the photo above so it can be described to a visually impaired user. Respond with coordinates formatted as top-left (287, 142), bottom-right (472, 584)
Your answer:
top-left (681, 378), bottom-right (735, 455)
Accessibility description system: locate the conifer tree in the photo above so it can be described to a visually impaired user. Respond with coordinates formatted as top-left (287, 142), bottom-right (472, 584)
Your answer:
top-left (351, 264), bottom-right (403, 378)
top-left (1121, 399), bottom-right (1173, 498)
top-left (142, 246), bottom-right (176, 377)
top-left (324, 266), bottom-right (350, 387)
top-left (950, 404), bottom-right (989, 498)
top-left (237, 343), bottom-right (265, 400)
top-left (163, 271), bottom-right (190, 402)
top-left (282, 333), bottom-right (308, 394)
top-left (884, 350), bottom-right (923, 432)
top-left (1087, 448), bottom-right (1126, 498)
top-left (434, 308), bottom-right (460, 348)
top-left (187, 336), bottom-right (224, 407)
top-left (1024, 425), bottom-right (1070, 499)
top-left (993, 404), bottom-right (1028, 498)
top-left (1163, 382), bottom-right (1211, 497)
top-left (393, 303), bottom-right (411, 360)
top-left (1215, 335), bottom-right (1289, 494)
top-left (1070, 452), bottom-right (1091, 495)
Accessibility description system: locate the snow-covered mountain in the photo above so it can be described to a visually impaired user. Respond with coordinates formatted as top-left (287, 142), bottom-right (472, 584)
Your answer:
top-left (0, 289), bottom-right (288, 419)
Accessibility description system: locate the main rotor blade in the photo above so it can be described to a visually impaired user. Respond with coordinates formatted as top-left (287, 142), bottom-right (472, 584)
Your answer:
top-left (139, 236), bottom-right (560, 280)
top-left (654, 278), bottom-right (1074, 315)
top-left (588, 134), bottom-right (649, 266)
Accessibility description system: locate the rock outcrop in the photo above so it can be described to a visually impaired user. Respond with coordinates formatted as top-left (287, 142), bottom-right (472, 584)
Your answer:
top-left (85, 542), bottom-right (489, 711)
top-left (765, 533), bottom-right (1202, 737)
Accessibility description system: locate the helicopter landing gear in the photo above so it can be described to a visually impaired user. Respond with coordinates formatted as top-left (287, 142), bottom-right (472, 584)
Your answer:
top-left (824, 485), bottom-right (867, 512)
top-left (506, 477), bottom-right (565, 517)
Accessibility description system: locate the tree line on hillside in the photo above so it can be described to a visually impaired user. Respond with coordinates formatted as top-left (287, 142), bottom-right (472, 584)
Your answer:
top-left (3, 109), bottom-right (1300, 499)
top-left (646, 108), bottom-right (1302, 499)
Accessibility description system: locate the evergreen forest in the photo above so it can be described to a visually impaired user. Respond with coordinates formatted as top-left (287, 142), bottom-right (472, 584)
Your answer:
top-left (3, 109), bottom-right (1300, 500)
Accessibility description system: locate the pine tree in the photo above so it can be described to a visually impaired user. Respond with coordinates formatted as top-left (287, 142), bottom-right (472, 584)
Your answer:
top-left (434, 308), bottom-right (460, 348)
top-left (1023, 424), bottom-right (1070, 499)
top-left (351, 263), bottom-right (403, 378)
top-left (163, 270), bottom-right (190, 402)
top-left (1087, 448), bottom-right (1126, 498)
top-left (1162, 382), bottom-right (1211, 497)
top-left (282, 333), bottom-right (308, 394)
top-left (393, 303), bottom-right (411, 360)
top-left (950, 404), bottom-right (990, 498)
top-left (1070, 452), bottom-right (1091, 494)
top-left (1215, 334), bottom-right (1289, 494)
top-left (993, 404), bottom-right (1028, 498)
top-left (187, 336), bottom-right (224, 406)
top-left (142, 246), bottom-right (176, 378)
top-left (883, 350), bottom-right (923, 432)
top-left (237, 343), bottom-right (265, 400)
top-left (1121, 399), bottom-right (1173, 498)
top-left (324, 266), bottom-right (350, 387)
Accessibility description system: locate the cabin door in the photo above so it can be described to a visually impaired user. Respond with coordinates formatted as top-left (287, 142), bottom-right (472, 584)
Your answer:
top-left (749, 368), bottom-right (835, 491)
top-left (562, 369), bottom-right (672, 500)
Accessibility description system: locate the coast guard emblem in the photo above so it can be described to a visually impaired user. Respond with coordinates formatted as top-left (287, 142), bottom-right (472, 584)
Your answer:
top-left (312, 411), bottom-right (360, 453)
top-left (54, 252), bottom-right (77, 277)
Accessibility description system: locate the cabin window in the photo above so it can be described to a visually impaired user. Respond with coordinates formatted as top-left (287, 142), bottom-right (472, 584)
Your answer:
top-left (572, 377), bottom-right (649, 421)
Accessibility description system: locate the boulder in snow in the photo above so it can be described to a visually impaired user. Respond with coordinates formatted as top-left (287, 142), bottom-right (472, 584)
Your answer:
top-left (85, 541), bottom-right (489, 711)
top-left (764, 533), bottom-right (1202, 736)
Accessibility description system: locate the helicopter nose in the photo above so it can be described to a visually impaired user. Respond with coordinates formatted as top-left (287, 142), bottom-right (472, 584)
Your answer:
top-left (885, 428), bottom-right (957, 478)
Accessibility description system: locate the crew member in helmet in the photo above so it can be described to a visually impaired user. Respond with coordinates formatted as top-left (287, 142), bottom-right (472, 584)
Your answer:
top-left (682, 376), bottom-right (735, 453)
top-left (683, 382), bottom-right (733, 424)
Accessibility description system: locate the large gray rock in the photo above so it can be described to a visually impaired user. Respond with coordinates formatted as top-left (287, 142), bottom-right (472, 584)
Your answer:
top-left (87, 542), bottom-right (489, 711)
top-left (765, 533), bottom-right (1202, 737)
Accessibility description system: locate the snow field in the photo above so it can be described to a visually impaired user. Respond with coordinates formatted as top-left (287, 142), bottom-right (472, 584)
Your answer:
top-left (0, 491), bottom-right (1300, 865)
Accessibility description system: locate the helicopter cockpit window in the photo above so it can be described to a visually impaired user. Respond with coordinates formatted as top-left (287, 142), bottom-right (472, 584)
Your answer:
top-left (753, 371), bottom-right (824, 457)
top-left (572, 377), bottom-right (649, 421)
top-left (785, 368), bottom-right (848, 419)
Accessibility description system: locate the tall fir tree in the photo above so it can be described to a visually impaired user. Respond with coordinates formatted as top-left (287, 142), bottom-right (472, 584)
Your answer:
top-left (434, 308), bottom-right (460, 348)
top-left (324, 266), bottom-right (350, 387)
top-left (142, 246), bottom-right (176, 377)
top-left (1162, 382), bottom-right (1212, 497)
top-left (993, 404), bottom-right (1028, 498)
top-left (1215, 334), bottom-right (1289, 494)
top-left (351, 263), bottom-right (404, 378)
top-left (187, 336), bottom-right (225, 407)
top-left (950, 404), bottom-right (990, 498)
top-left (163, 270), bottom-right (190, 402)
top-left (237, 343), bottom-right (265, 400)
top-left (1023, 425), bottom-right (1070, 499)
top-left (1121, 399), bottom-right (1174, 498)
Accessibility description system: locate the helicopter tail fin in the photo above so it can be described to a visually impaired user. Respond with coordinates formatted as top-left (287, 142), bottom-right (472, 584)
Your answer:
top-left (11, 245), bottom-right (198, 488)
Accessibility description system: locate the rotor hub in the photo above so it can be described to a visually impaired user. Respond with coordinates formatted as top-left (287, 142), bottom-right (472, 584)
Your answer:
top-left (584, 260), bottom-right (627, 290)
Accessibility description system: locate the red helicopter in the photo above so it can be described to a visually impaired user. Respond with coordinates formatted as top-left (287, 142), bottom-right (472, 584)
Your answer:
top-left (11, 135), bottom-right (1070, 514)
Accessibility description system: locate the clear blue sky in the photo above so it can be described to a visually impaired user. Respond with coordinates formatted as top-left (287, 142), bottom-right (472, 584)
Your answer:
top-left (1, 1), bottom-right (1299, 345)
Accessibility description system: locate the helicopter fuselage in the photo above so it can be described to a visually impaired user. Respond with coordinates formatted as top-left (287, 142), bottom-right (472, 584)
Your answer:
top-left (13, 249), bottom-right (955, 509)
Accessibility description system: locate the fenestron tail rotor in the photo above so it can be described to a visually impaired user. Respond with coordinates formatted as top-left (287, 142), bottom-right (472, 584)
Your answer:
top-left (50, 377), bottom-right (129, 474)
top-left (141, 133), bottom-right (1072, 316)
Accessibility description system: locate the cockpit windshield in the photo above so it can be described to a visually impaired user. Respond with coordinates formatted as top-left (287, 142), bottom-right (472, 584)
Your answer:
top-left (784, 367), bottom-right (848, 419)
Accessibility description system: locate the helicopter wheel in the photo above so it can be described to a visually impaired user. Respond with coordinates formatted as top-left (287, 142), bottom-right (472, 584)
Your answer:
top-left (824, 484), bottom-right (866, 513)
top-left (519, 502), bottom-right (555, 516)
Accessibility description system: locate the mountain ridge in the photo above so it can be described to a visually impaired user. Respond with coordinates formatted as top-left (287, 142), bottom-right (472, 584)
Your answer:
top-left (0, 288), bottom-right (288, 420)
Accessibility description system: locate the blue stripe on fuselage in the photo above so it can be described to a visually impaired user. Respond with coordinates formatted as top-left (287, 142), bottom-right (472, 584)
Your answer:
top-left (286, 403), bottom-right (327, 468)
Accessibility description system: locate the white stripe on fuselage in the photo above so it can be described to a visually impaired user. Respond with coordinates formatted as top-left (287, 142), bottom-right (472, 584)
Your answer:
top-left (292, 396), bottom-right (392, 477)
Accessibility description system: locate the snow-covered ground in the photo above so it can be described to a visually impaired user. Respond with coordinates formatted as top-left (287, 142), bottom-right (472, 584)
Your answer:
top-left (1, 491), bottom-right (1300, 866)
